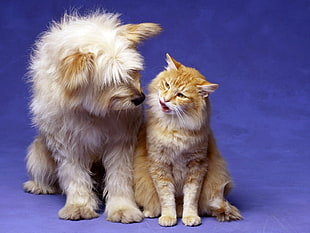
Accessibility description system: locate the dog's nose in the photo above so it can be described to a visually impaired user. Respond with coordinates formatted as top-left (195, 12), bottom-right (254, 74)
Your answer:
top-left (131, 92), bottom-right (145, 106)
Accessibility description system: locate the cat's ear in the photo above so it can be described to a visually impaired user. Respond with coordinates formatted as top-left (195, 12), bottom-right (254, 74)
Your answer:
top-left (197, 83), bottom-right (219, 98)
top-left (165, 53), bottom-right (182, 70)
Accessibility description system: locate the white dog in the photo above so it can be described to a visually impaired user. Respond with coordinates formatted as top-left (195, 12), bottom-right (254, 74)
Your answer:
top-left (23, 11), bottom-right (161, 223)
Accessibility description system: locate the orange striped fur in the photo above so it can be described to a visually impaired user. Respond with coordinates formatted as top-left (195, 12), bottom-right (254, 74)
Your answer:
top-left (133, 54), bottom-right (242, 226)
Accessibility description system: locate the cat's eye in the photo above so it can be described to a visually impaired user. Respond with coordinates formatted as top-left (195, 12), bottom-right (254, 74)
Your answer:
top-left (177, 92), bottom-right (186, 98)
top-left (164, 81), bottom-right (170, 89)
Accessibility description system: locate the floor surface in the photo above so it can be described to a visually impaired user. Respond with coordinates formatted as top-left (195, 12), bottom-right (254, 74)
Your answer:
top-left (0, 0), bottom-right (309, 232)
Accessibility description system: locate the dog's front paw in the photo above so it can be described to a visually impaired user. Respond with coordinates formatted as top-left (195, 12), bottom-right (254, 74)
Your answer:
top-left (211, 200), bottom-right (242, 222)
top-left (58, 204), bottom-right (99, 220)
top-left (182, 215), bottom-right (201, 226)
top-left (106, 206), bottom-right (143, 223)
top-left (159, 215), bottom-right (177, 227)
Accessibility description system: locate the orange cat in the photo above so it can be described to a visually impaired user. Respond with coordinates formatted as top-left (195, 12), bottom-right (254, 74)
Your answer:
top-left (134, 54), bottom-right (242, 226)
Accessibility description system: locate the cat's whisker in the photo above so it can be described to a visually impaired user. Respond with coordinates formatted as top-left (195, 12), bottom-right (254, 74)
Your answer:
top-left (175, 107), bottom-right (186, 126)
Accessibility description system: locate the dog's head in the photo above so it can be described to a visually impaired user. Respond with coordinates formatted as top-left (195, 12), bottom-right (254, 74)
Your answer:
top-left (53, 13), bottom-right (161, 115)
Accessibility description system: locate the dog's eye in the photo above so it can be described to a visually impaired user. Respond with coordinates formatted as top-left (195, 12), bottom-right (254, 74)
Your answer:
top-left (128, 70), bottom-right (140, 79)
top-left (128, 69), bottom-right (136, 75)
top-left (164, 81), bottom-right (170, 89)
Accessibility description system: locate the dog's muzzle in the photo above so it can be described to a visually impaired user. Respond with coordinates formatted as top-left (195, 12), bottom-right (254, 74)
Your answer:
top-left (131, 92), bottom-right (145, 106)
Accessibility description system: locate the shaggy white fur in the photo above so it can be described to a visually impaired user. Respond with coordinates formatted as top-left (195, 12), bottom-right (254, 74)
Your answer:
top-left (23, 11), bottom-right (161, 222)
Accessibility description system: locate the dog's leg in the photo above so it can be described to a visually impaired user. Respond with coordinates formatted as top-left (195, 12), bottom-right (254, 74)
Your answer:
top-left (57, 160), bottom-right (99, 220)
top-left (103, 145), bottom-right (143, 223)
top-left (198, 131), bottom-right (242, 221)
top-left (23, 135), bottom-right (59, 194)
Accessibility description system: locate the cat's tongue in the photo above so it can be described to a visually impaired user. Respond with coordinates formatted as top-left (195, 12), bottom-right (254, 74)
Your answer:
top-left (159, 100), bottom-right (171, 112)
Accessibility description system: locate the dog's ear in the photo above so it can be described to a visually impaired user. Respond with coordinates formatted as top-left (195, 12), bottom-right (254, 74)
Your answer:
top-left (60, 52), bottom-right (95, 90)
top-left (121, 23), bottom-right (162, 44)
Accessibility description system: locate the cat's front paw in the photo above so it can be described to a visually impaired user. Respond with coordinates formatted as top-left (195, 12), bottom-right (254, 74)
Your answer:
top-left (159, 215), bottom-right (177, 227)
top-left (182, 215), bottom-right (201, 226)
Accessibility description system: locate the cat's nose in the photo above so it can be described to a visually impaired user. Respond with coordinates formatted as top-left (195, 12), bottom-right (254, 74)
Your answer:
top-left (164, 97), bottom-right (170, 102)
top-left (131, 92), bottom-right (145, 106)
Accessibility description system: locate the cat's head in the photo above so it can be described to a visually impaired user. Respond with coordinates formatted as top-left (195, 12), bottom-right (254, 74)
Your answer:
top-left (148, 54), bottom-right (218, 129)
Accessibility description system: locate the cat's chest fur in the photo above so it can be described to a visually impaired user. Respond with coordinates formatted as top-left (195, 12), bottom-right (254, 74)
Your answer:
top-left (149, 124), bottom-right (207, 157)
top-left (148, 124), bottom-right (208, 195)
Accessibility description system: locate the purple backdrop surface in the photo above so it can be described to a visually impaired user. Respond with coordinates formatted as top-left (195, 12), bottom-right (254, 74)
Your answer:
top-left (0, 0), bottom-right (309, 232)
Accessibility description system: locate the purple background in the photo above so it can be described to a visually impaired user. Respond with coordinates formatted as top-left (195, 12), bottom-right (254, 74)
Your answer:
top-left (0, 0), bottom-right (309, 232)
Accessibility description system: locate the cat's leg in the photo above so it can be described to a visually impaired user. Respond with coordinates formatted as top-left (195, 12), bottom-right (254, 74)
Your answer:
top-left (199, 131), bottom-right (242, 221)
top-left (23, 135), bottom-right (60, 194)
top-left (133, 139), bottom-right (160, 218)
top-left (181, 159), bottom-right (207, 226)
top-left (149, 160), bottom-right (177, 227)
top-left (103, 143), bottom-right (143, 223)
top-left (57, 158), bottom-right (99, 220)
